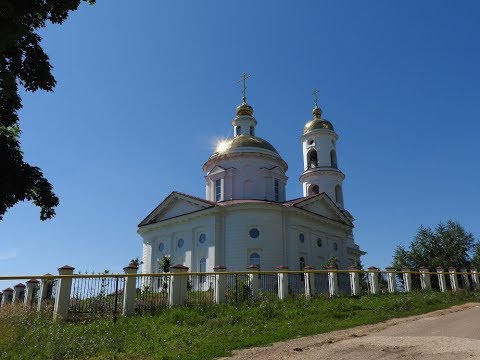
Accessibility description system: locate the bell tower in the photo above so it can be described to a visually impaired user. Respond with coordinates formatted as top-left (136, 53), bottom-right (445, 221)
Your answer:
top-left (299, 90), bottom-right (345, 208)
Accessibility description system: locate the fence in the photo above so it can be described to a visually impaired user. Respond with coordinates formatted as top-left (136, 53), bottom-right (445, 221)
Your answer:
top-left (1, 264), bottom-right (479, 322)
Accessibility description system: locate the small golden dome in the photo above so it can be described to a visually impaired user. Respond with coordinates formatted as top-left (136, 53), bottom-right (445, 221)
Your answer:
top-left (236, 102), bottom-right (254, 116)
top-left (312, 106), bottom-right (322, 119)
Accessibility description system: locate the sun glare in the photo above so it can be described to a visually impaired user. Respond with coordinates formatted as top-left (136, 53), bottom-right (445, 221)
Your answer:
top-left (216, 139), bottom-right (229, 153)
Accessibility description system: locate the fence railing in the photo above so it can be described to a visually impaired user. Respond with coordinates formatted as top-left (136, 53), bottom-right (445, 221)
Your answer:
top-left (1, 264), bottom-right (479, 322)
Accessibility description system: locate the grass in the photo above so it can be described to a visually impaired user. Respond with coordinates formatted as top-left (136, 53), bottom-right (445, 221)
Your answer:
top-left (0, 291), bottom-right (479, 360)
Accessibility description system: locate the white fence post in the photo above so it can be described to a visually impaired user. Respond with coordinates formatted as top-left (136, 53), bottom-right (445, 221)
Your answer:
top-left (470, 268), bottom-right (479, 290)
top-left (1, 288), bottom-right (13, 307)
top-left (24, 279), bottom-right (39, 306)
top-left (213, 265), bottom-right (227, 304)
top-left (460, 269), bottom-right (470, 290)
top-left (123, 264), bottom-right (138, 316)
top-left (402, 268), bottom-right (412, 293)
top-left (348, 266), bottom-right (361, 296)
top-left (449, 267), bottom-right (458, 291)
top-left (276, 266), bottom-right (289, 300)
top-left (385, 267), bottom-right (396, 293)
top-left (37, 274), bottom-right (53, 312)
top-left (436, 267), bottom-right (446, 292)
top-left (419, 267), bottom-right (431, 290)
top-left (13, 283), bottom-right (26, 304)
top-left (328, 266), bottom-right (339, 297)
top-left (303, 266), bottom-right (315, 299)
top-left (247, 265), bottom-right (260, 300)
top-left (54, 265), bottom-right (75, 321)
top-left (168, 264), bottom-right (189, 306)
top-left (367, 267), bottom-right (379, 294)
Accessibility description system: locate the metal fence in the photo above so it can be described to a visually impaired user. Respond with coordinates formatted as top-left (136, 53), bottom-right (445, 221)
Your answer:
top-left (1, 268), bottom-right (479, 322)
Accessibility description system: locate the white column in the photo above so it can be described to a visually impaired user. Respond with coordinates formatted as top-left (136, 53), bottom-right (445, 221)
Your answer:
top-left (367, 267), bottom-right (379, 294)
top-left (402, 268), bottom-right (412, 293)
top-left (247, 265), bottom-right (260, 300)
top-left (24, 279), bottom-right (39, 306)
top-left (37, 274), bottom-right (53, 312)
top-left (385, 267), bottom-right (396, 293)
top-left (213, 265), bottom-right (227, 304)
top-left (460, 269), bottom-right (470, 290)
top-left (54, 265), bottom-right (75, 321)
top-left (303, 266), bottom-right (315, 299)
top-left (13, 283), bottom-right (26, 304)
top-left (1, 288), bottom-right (13, 307)
top-left (470, 268), bottom-right (479, 291)
top-left (348, 266), bottom-right (361, 296)
top-left (123, 264), bottom-right (138, 316)
top-left (168, 264), bottom-right (189, 306)
top-left (328, 266), bottom-right (339, 297)
top-left (437, 267), bottom-right (446, 292)
top-left (276, 266), bottom-right (289, 300)
top-left (449, 267), bottom-right (458, 291)
top-left (419, 267), bottom-right (431, 290)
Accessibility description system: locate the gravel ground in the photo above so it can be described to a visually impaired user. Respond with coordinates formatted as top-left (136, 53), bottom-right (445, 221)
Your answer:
top-left (219, 303), bottom-right (480, 360)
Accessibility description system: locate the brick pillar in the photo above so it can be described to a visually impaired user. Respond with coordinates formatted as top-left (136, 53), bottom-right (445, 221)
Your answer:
top-left (419, 267), bottom-right (431, 290)
top-left (385, 267), bottom-right (396, 293)
top-left (470, 268), bottom-right (479, 291)
top-left (348, 266), bottom-right (361, 296)
top-left (1, 288), bottom-right (13, 307)
top-left (328, 266), bottom-right (339, 297)
top-left (213, 265), bottom-right (227, 304)
top-left (276, 265), bottom-right (289, 300)
top-left (13, 283), bottom-right (26, 304)
top-left (367, 267), bottom-right (379, 294)
top-left (303, 266), bottom-right (315, 298)
top-left (123, 264), bottom-right (138, 316)
top-left (37, 274), bottom-right (53, 311)
top-left (436, 267), bottom-right (446, 292)
top-left (247, 265), bottom-right (260, 300)
top-left (402, 268), bottom-right (412, 292)
top-left (448, 267), bottom-right (458, 291)
top-left (460, 269), bottom-right (470, 290)
top-left (54, 265), bottom-right (75, 321)
top-left (25, 279), bottom-right (39, 306)
top-left (168, 264), bottom-right (189, 306)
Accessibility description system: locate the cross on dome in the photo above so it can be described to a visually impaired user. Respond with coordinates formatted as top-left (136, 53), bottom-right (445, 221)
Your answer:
top-left (237, 73), bottom-right (252, 103)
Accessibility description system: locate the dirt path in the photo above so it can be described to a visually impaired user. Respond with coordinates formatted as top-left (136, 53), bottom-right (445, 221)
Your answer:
top-left (219, 303), bottom-right (480, 360)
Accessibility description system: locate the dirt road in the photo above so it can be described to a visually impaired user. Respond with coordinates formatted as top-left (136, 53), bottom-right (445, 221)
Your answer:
top-left (221, 303), bottom-right (480, 360)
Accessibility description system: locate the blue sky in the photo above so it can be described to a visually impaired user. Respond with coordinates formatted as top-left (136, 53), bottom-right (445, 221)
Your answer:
top-left (1, 1), bottom-right (480, 282)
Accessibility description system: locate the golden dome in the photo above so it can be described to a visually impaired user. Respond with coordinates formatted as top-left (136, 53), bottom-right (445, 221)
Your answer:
top-left (236, 102), bottom-right (254, 116)
top-left (214, 135), bottom-right (279, 155)
top-left (303, 118), bottom-right (335, 133)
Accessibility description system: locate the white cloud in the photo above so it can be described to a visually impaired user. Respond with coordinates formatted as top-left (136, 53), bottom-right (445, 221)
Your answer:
top-left (0, 250), bottom-right (17, 261)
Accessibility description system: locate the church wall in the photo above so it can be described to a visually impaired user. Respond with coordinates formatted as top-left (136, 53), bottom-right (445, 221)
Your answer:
top-left (156, 201), bottom-right (205, 222)
top-left (285, 212), bottom-right (351, 270)
top-left (223, 206), bottom-right (284, 271)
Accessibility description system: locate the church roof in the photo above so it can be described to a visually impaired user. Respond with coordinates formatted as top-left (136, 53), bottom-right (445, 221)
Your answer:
top-left (139, 192), bottom-right (353, 228)
top-left (303, 105), bottom-right (335, 133)
top-left (211, 135), bottom-right (280, 156)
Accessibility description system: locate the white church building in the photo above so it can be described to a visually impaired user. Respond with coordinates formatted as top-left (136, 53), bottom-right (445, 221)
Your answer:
top-left (138, 90), bottom-right (364, 274)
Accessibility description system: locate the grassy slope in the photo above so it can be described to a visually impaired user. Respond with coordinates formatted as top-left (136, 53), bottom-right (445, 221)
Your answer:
top-left (0, 291), bottom-right (479, 360)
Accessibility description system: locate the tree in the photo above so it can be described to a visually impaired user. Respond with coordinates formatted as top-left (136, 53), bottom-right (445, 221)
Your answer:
top-left (0, 0), bottom-right (94, 220)
top-left (393, 220), bottom-right (479, 270)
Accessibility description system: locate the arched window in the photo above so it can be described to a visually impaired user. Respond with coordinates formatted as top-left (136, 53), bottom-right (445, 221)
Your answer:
top-left (235, 126), bottom-right (241, 136)
top-left (199, 258), bottom-right (206, 283)
top-left (299, 257), bottom-right (305, 270)
top-left (308, 184), bottom-right (319, 196)
top-left (307, 149), bottom-right (318, 169)
top-left (249, 126), bottom-right (255, 136)
top-left (335, 184), bottom-right (343, 205)
top-left (330, 150), bottom-right (337, 168)
top-left (249, 253), bottom-right (261, 269)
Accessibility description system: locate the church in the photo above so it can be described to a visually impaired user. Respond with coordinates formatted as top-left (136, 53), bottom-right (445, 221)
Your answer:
top-left (137, 83), bottom-right (364, 274)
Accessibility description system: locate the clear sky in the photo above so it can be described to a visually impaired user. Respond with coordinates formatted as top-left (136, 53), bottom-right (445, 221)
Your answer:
top-left (1, 1), bottom-right (480, 283)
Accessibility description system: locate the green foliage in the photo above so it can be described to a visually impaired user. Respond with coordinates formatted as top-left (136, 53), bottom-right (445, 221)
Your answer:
top-left (0, 0), bottom-right (95, 220)
top-left (322, 256), bottom-right (339, 269)
top-left (393, 220), bottom-right (479, 270)
top-left (1, 291), bottom-right (479, 359)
